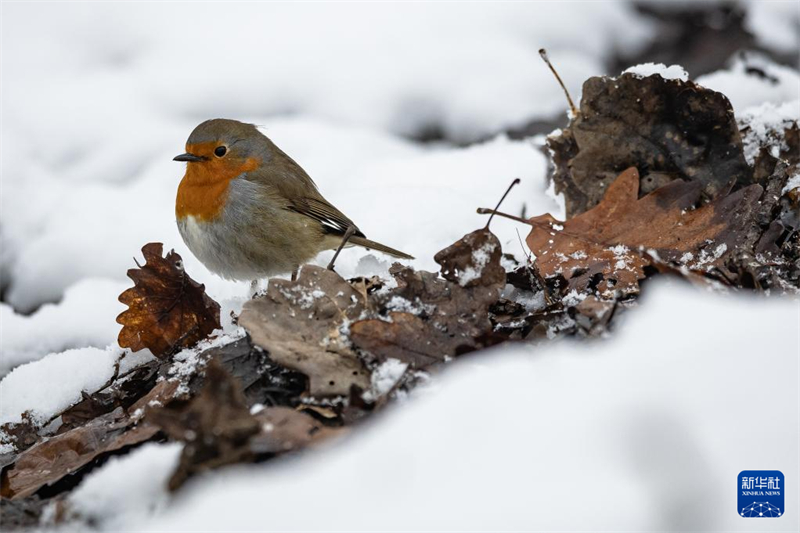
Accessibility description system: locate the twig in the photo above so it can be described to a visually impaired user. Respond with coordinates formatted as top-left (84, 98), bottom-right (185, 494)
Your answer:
top-left (539, 48), bottom-right (578, 118)
top-left (485, 178), bottom-right (521, 229)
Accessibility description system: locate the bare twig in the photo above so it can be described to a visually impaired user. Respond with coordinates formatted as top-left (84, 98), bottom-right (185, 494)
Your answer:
top-left (539, 48), bottom-right (578, 117)
top-left (485, 178), bottom-right (521, 229)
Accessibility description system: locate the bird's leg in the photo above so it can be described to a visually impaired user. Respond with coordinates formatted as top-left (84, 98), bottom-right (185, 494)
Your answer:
top-left (291, 267), bottom-right (299, 282)
top-left (327, 225), bottom-right (357, 271)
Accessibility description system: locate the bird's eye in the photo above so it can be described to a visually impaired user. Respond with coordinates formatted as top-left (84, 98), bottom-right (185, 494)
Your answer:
top-left (214, 146), bottom-right (227, 157)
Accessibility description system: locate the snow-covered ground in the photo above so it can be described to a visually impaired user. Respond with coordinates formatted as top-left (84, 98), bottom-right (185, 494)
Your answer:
top-left (1, 1), bottom-right (799, 531)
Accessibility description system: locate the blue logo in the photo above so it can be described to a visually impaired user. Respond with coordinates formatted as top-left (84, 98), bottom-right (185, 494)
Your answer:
top-left (738, 470), bottom-right (784, 517)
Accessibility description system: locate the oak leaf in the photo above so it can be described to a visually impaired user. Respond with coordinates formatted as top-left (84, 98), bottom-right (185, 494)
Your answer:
top-left (117, 243), bottom-right (221, 358)
top-left (527, 167), bottom-right (763, 296)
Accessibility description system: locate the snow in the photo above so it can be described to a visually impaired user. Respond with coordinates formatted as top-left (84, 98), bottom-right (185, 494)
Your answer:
top-left (130, 281), bottom-right (798, 532)
top-left (746, 0), bottom-right (800, 53)
top-left (458, 240), bottom-right (498, 286)
top-left (624, 63), bottom-right (689, 81)
top-left (696, 53), bottom-right (800, 113)
top-left (0, 278), bottom-right (128, 374)
top-left (737, 100), bottom-right (800, 165)
top-left (0, 346), bottom-right (120, 426)
top-left (783, 173), bottom-right (800, 195)
top-left (64, 442), bottom-right (182, 530)
top-left (363, 358), bottom-right (409, 402)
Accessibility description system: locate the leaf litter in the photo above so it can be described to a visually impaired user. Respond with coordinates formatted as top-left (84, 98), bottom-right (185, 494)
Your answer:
top-left (3, 65), bottom-right (799, 528)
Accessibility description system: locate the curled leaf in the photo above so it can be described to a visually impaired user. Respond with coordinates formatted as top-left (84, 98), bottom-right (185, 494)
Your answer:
top-left (549, 72), bottom-right (751, 217)
top-left (116, 243), bottom-right (221, 358)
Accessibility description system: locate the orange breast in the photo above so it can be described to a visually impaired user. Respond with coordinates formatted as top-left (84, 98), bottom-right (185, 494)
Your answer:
top-left (175, 143), bottom-right (260, 221)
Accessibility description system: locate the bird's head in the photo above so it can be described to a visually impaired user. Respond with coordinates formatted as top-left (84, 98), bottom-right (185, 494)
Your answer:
top-left (174, 119), bottom-right (266, 182)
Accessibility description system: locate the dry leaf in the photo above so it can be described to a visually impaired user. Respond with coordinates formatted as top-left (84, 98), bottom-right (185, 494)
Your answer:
top-left (148, 360), bottom-right (260, 491)
top-left (527, 167), bottom-right (763, 296)
top-left (250, 407), bottom-right (342, 454)
top-left (433, 228), bottom-right (505, 288)
top-left (1, 408), bottom-right (159, 500)
top-left (350, 230), bottom-right (505, 366)
top-left (117, 243), bottom-right (221, 358)
top-left (239, 265), bottom-right (370, 397)
top-left (549, 72), bottom-right (752, 217)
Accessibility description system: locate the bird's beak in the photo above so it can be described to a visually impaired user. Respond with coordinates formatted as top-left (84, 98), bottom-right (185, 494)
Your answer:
top-left (173, 153), bottom-right (206, 162)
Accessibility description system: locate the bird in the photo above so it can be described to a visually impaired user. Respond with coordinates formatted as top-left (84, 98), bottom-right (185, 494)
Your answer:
top-left (174, 118), bottom-right (413, 283)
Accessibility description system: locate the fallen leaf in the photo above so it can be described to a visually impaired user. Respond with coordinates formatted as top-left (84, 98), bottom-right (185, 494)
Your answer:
top-left (148, 360), bottom-right (260, 491)
top-left (527, 167), bottom-right (763, 296)
top-left (238, 265), bottom-right (370, 397)
top-left (350, 311), bottom-right (460, 366)
top-left (117, 243), bottom-right (221, 358)
top-left (433, 228), bottom-right (505, 288)
top-left (202, 338), bottom-right (307, 407)
top-left (249, 407), bottom-right (343, 454)
top-left (350, 230), bottom-right (505, 366)
top-left (548, 72), bottom-right (752, 217)
top-left (1, 408), bottom-right (159, 500)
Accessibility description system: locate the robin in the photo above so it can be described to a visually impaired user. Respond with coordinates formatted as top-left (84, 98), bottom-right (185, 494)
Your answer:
top-left (174, 119), bottom-right (413, 283)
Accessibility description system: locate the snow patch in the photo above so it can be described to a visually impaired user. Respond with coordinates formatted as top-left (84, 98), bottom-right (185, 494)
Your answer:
top-left (738, 100), bottom-right (800, 165)
top-left (458, 241), bottom-right (497, 286)
top-left (0, 346), bottom-right (121, 426)
top-left (624, 63), bottom-right (688, 81)
top-left (65, 442), bottom-right (182, 530)
top-left (783, 173), bottom-right (800, 196)
top-left (363, 358), bottom-right (409, 402)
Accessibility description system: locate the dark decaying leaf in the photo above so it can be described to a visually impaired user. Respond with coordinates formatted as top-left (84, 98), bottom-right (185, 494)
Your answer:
top-left (116, 243), bottom-right (221, 358)
top-left (201, 338), bottom-right (307, 407)
top-left (149, 360), bottom-right (342, 491)
top-left (433, 228), bottom-right (505, 288)
top-left (527, 167), bottom-right (763, 296)
top-left (0, 379), bottom-right (180, 500)
top-left (0, 414), bottom-right (39, 463)
top-left (249, 407), bottom-right (343, 454)
top-left (548, 72), bottom-right (752, 217)
top-left (148, 360), bottom-right (261, 491)
top-left (0, 495), bottom-right (53, 530)
top-left (349, 231), bottom-right (505, 366)
top-left (238, 265), bottom-right (370, 397)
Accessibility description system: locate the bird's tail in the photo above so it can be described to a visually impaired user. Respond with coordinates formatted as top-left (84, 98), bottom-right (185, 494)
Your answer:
top-left (349, 236), bottom-right (414, 260)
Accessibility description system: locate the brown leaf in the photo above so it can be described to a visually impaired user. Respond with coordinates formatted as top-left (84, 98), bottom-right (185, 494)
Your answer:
top-left (116, 242), bottom-right (221, 358)
top-left (148, 360), bottom-right (260, 491)
top-left (548, 73), bottom-right (752, 217)
top-left (350, 230), bottom-right (505, 366)
top-left (527, 167), bottom-right (763, 296)
top-left (350, 311), bottom-right (459, 367)
top-left (249, 407), bottom-right (343, 454)
top-left (433, 228), bottom-right (505, 288)
top-left (238, 265), bottom-right (370, 397)
top-left (1, 408), bottom-right (159, 500)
